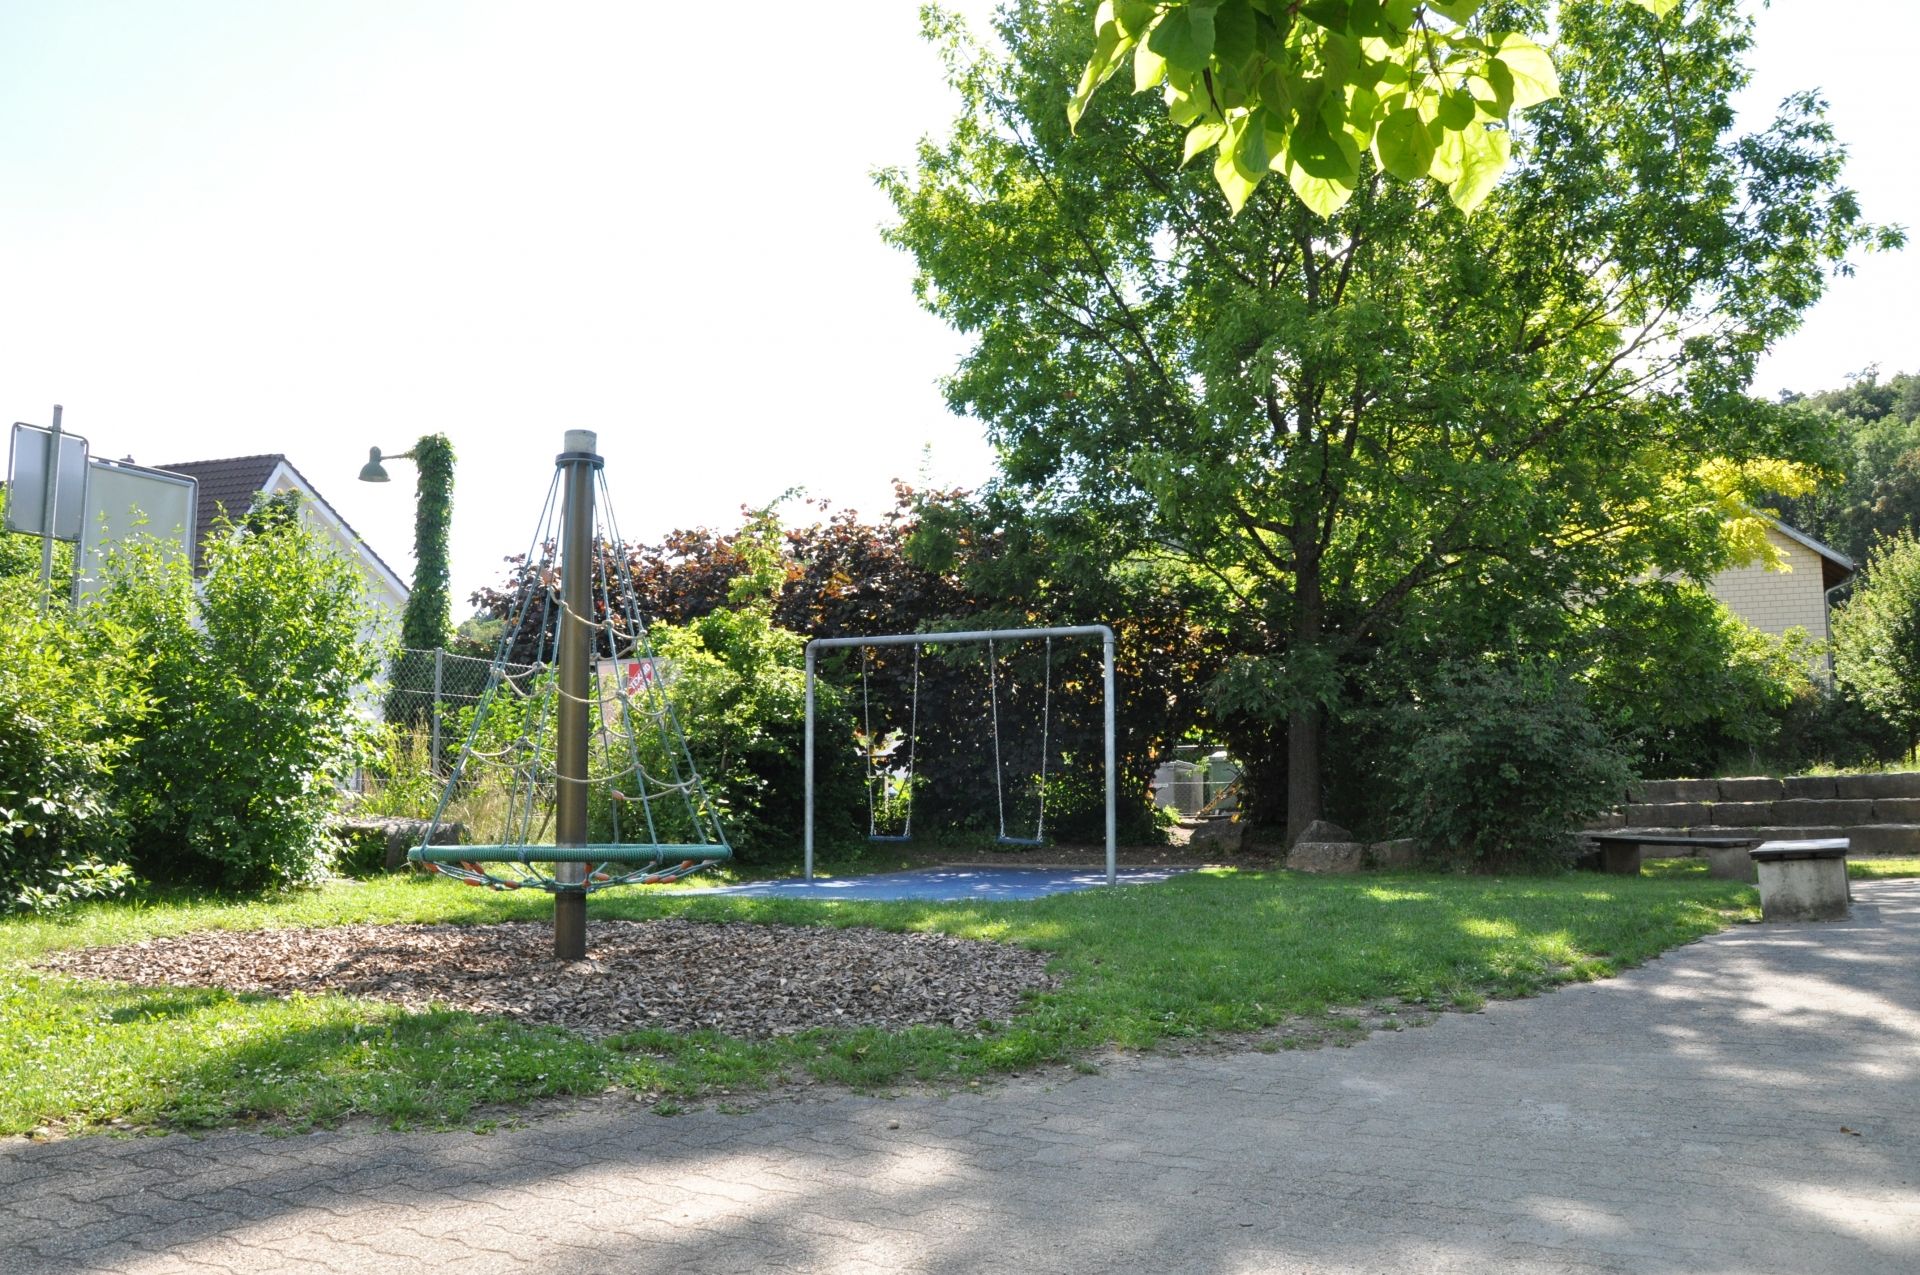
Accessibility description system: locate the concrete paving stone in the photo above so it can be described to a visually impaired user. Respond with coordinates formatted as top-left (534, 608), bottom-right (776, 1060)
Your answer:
top-left (236, 1244), bottom-right (363, 1275)
top-left (13, 1239), bottom-right (157, 1275)
top-left (423, 1256), bottom-right (522, 1275)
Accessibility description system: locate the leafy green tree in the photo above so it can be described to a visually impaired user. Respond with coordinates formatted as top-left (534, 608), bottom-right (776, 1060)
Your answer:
top-left (1073, 0), bottom-right (1678, 215)
top-left (99, 502), bottom-right (382, 892)
top-left (1578, 583), bottom-right (1808, 778)
top-left (0, 486), bottom-right (73, 591)
top-left (884, 0), bottom-right (1888, 840)
top-left (1776, 369), bottom-right (1920, 565)
top-left (0, 576), bottom-right (152, 911)
top-left (1832, 531), bottom-right (1920, 752)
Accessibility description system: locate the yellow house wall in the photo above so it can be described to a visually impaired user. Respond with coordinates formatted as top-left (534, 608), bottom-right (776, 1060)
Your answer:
top-left (1705, 527), bottom-right (1830, 641)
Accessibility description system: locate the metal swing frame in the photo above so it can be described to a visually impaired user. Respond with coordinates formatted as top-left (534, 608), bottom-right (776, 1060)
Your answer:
top-left (803, 624), bottom-right (1118, 886)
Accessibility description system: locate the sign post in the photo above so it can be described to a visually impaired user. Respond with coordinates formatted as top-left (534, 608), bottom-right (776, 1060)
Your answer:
top-left (36, 406), bottom-right (61, 612)
top-left (4, 408), bottom-right (89, 614)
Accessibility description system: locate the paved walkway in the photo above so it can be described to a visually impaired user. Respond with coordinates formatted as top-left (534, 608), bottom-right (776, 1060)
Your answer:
top-left (6, 881), bottom-right (1919, 1275)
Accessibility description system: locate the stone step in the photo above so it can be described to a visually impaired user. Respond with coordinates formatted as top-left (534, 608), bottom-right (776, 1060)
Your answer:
top-left (1620, 798), bottom-right (1920, 828)
top-left (1595, 824), bottom-right (1920, 857)
top-left (1628, 772), bottom-right (1920, 804)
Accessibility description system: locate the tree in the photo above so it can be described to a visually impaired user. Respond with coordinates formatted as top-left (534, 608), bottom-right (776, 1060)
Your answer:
top-left (1072, 0), bottom-right (1680, 216)
top-left (1578, 582), bottom-right (1808, 778)
top-left (1832, 531), bottom-right (1920, 753)
top-left (467, 488), bottom-right (978, 663)
top-left (1775, 369), bottom-right (1920, 565)
top-left (100, 501), bottom-right (382, 892)
top-left (884, 0), bottom-right (1889, 840)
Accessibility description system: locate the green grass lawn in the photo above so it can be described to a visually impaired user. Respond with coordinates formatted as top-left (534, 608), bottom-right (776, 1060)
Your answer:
top-left (1, 867), bottom-right (1769, 1137)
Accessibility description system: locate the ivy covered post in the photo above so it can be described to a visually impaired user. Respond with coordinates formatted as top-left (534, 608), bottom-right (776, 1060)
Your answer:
top-left (401, 433), bottom-right (454, 653)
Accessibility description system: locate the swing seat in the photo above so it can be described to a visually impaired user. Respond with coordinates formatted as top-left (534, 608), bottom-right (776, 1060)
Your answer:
top-left (866, 833), bottom-right (913, 843)
top-left (410, 843), bottom-right (733, 866)
top-left (995, 835), bottom-right (1047, 847)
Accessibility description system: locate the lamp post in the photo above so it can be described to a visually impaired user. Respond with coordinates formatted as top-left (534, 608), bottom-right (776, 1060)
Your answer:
top-left (357, 436), bottom-right (455, 652)
top-left (361, 436), bottom-right (457, 771)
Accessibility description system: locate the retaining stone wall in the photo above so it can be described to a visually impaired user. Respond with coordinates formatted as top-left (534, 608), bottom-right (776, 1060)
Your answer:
top-left (1628, 773), bottom-right (1920, 804)
top-left (1596, 771), bottom-right (1920, 857)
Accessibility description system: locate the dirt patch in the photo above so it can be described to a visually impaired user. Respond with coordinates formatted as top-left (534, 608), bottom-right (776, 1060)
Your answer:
top-left (36, 919), bottom-right (1058, 1040)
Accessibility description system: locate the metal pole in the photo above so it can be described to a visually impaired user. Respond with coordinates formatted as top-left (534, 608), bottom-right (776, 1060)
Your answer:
top-left (1103, 630), bottom-right (1117, 887)
top-left (430, 647), bottom-right (444, 775)
top-left (553, 429), bottom-right (597, 961)
top-left (804, 644), bottom-right (817, 883)
top-left (807, 624), bottom-right (1115, 652)
top-left (36, 405), bottom-right (62, 614)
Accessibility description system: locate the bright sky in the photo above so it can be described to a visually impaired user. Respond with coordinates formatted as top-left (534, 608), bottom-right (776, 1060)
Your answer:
top-left (1, 1), bottom-right (1908, 613)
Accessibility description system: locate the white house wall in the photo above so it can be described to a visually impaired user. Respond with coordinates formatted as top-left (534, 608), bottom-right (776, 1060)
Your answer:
top-left (261, 464), bottom-right (409, 634)
top-left (1706, 526), bottom-right (1830, 642)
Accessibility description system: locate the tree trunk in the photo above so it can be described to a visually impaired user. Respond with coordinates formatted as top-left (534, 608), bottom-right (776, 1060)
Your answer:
top-left (1286, 701), bottom-right (1321, 844)
top-left (1286, 526), bottom-right (1325, 845)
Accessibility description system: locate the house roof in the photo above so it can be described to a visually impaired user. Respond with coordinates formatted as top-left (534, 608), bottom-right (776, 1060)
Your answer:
top-left (155, 453), bottom-right (407, 595)
top-left (1767, 517), bottom-right (1855, 592)
top-left (155, 454), bottom-right (280, 565)
top-left (1768, 518), bottom-right (1853, 571)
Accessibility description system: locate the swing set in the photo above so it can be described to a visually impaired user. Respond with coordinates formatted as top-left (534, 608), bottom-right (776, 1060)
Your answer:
top-left (807, 625), bottom-right (1118, 885)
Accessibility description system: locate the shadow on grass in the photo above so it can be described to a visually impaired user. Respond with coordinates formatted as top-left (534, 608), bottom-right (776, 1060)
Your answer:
top-left (3, 866), bottom-right (1760, 1137)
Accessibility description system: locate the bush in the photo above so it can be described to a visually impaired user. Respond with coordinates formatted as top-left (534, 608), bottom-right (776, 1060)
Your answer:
top-left (0, 580), bottom-right (152, 911)
top-left (1391, 660), bottom-right (1634, 873)
top-left (353, 724), bottom-right (441, 821)
top-left (640, 607), bottom-right (862, 862)
top-left (328, 823), bottom-right (394, 879)
top-left (1773, 680), bottom-right (1910, 772)
top-left (98, 503), bottom-right (382, 892)
top-left (1833, 531), bottom-right (1920, 751)
top-left (1580, 583), bottom-right (1807, 778)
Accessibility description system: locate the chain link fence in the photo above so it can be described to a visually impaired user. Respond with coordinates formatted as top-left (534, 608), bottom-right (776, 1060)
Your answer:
top-left (381, 646), bottom-right (536, 776)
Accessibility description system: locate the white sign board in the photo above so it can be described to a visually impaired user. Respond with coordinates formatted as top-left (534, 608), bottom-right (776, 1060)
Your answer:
top-left (71, 459), bottom-right (198, 605)
top-left (4, 422), bottom-right (89, 540)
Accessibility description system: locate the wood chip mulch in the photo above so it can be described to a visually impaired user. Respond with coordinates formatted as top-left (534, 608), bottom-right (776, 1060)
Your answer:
top-left (36, 920), bottom-right (1059, 1040)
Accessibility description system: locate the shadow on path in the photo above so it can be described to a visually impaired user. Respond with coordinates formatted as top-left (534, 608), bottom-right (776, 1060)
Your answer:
top-left (4, 883), bottom-right (1917, 1274)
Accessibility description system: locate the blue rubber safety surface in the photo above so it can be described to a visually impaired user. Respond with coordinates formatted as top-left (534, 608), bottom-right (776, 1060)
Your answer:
top-left (683, 866), bottom-right (1191, 902)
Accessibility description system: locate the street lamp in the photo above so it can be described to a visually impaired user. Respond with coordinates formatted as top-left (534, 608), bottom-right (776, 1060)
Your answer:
top-left (358, 445), bottom-right (415, 484)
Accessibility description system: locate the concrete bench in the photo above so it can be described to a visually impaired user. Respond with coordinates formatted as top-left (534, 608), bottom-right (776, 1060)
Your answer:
top-left (1580, 832), bottom-right (1758, 877)
top-left (1751, 839), bottom-right (1850, 921)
